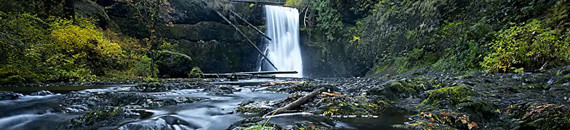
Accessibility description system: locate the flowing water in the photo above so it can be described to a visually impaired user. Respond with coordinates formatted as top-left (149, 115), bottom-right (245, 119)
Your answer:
top-left (0, 81), bottom-right (408, 130)
top-left (262, 5), bottom-right (304, 77)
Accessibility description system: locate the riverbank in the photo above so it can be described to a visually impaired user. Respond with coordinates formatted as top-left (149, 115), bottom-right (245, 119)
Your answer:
top-left (0, 66), bottom-right (569, 129)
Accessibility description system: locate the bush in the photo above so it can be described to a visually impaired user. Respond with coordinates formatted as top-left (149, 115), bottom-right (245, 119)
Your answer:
top-left (0, 12), bottom-right (138, 83)
top-left (482, 19), bottom-right (570, 73)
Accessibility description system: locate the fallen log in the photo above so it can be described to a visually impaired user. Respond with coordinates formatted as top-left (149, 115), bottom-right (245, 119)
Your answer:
top-left (264, 87), bottom-right (324, 117)
top-left (215, 11), bottom-right (279, 71)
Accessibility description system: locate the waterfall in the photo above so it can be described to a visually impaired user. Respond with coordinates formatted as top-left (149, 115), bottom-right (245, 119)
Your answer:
top-left (261, 5), bottom-right (303, 77)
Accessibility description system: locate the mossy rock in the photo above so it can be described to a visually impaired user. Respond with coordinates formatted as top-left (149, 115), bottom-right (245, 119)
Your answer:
top-left (65, 107), bottom-right (125, 129)
top-left (388, 81), bottom-right (416, 94)
top-left (155, 50), bottom-right (193, 78)
top-left (513, 103), bottom-right (570, 129)
top-left (422, 85), bottom-right (475, 107)
top-left (237, 101), bottom-right (273, 115)
top-left (320, 96), bottom-right (387, 116)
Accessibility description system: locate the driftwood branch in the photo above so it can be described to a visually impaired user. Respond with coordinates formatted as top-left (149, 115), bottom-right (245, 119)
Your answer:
top-left (229, 10), bottom-right (272, 41)
top-left (230, 0), bottom-right (285, 5)
top-left (264, 87), bottom-right (324, 117)
top-left (215, 11), bottom-right (279, 71)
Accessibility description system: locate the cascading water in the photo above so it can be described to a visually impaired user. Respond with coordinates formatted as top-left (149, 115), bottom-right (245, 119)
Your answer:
top-left (261, 5), bottom-right (303, 77)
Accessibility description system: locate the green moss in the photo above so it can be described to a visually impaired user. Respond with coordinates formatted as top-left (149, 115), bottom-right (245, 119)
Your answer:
top-left (422, 85), bottom-right (475, 107)
top-left (243, 125), bottom-right (273, 130)
top-left (321, 96), bottom-right (387, 116)
top-left (155, 50), bottom-right (193, 78)
top-left (388, 81), bottom-right (415, 94)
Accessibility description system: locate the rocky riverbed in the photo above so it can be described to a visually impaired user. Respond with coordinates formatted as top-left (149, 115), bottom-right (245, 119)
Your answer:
top-left (1, 66), bottom-right (569, 129)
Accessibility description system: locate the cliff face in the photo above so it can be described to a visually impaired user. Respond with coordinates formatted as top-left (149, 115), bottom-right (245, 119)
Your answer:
top-left (82, 0), bottom-right (266, 73)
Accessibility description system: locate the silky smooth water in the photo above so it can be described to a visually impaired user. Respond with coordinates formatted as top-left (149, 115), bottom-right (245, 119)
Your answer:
top-left (263, 5), bottom-right (303, 77)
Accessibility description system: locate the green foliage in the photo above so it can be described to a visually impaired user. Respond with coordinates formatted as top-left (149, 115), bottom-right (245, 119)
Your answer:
top-left (188, 67), bottom-right (203, 78)
top-left (49, 17), bottom-right (125, 74)
top-left (311, 0), bottom-right (344, 41)
top-left (339, 0), bottom-right (569, 75)
top-left (482, 19), bottom-right (570, 73)
top-left (0, 11), bottom-right (149, 83)
top-left (134, 55), bottom-right (157, 78)
top-left (285, 0), bottom-right (305, 8)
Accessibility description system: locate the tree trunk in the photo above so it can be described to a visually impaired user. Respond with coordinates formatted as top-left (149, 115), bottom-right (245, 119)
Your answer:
top-left (264, 87), bottom-right (324, 117)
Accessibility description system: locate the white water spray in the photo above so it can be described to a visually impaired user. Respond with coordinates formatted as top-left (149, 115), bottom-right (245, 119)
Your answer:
top-left (262, 5), bottom-right (303, 77)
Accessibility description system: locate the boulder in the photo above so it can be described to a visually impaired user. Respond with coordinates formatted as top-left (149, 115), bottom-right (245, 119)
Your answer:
top-left (0, 91), bottom-right (23, 100)
top-left (155, 51), bottom-right (193, 78)
top-left (74, 0), bottom-right (116, 29)
top-left (30, 90), bottom-right (54, 96)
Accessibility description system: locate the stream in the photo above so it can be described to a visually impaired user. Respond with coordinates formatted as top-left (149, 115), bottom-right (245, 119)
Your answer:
top-left (0, 79), bottom-right (408, 130)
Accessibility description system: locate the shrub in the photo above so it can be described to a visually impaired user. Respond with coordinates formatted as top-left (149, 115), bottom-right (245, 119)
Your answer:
top-left (482, 19), bottom-right (570, 73)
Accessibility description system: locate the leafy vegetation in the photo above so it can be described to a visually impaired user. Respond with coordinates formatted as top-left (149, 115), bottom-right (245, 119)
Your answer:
top-left (0, 12), bottom-right (152, 83)
top-left (482, 19), bottom-right (570, 72)
top-left (0, 0), bottom-right (196, 83)
top-left (304, 0), bottom-right (570, 75)
top-left (311, 0), bottom-right (344, 41)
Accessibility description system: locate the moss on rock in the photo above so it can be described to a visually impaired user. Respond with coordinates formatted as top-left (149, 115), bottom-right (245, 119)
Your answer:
top-left (155, 50), bottom-right (193, 78)
top-left (422, 85), bottom-right (475, 107)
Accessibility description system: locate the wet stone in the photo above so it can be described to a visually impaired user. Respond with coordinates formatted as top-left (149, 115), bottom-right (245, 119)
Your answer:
top-left (30, 90), bottom-right (54, 96)
top-left (202, 85), bottom-right (236, 95)
top-left (0, 91), bottom-right (23, 100)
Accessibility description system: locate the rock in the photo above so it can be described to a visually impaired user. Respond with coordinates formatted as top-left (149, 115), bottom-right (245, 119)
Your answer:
top-left (237, 100), bottom-right (276, 115)
top-left (422, 85), bottom-right (475, 107)
top-left (167, 0), bottom-right (221, 24)
top-left (512, 102), bottom-right (570, 129)
top-left (74, 0), bottom-right (115, 29)
top-left (202, 85), bottom-right (236, 95)
top-left (133, 82), bottom-right (167, 92)
top-left (30, 90), bottom-right (54, 96)
top-left (155, 50), bottom-right (193, 78)
top-left (118, 115), bottom-right (202, 130)
top-left (65, 107), bottom-right (128, 129)
top-left (0, 91), bottom-right (23, 100)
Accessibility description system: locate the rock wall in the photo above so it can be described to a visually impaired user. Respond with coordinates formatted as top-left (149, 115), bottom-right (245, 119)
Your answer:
top-left (79, 0), bottom-right (266, 73)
